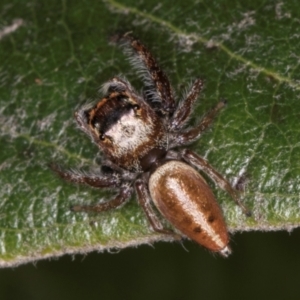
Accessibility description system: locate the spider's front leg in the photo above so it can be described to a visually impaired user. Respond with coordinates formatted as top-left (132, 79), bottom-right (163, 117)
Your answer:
top-left (181, 149), bottom-right (251, 216)
top-left (119, 33), bottom-right (176, 115)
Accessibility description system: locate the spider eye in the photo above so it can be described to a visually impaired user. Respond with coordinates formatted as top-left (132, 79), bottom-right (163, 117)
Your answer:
top-left (99, 133), bottom-right (112, 143)
top-left (94, 122), bottom-right (100, 129)
top-left (133, 104), bottom-right (141, 116)
top-left (100, 133), bottom-right (106, 141)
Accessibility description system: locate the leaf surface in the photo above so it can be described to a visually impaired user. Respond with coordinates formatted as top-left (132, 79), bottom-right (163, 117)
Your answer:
top-left (1, 0), bottom-right (300, 267)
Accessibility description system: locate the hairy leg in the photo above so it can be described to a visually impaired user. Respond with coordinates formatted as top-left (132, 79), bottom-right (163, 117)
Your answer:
top-left (50, 163), bottom-right (120, 188)
top-left (181, 149), bottom-right (251, 216)
top-left (173, 100), bottom-right (226, 147)
top-left (170, 79), bottom-right (203, 131)
top-left (135, 179), bottom-right (181, 238)
top-left (118, 33), bottom-right (175, 115)
top-left (71, 186), bottom-right (132, 213)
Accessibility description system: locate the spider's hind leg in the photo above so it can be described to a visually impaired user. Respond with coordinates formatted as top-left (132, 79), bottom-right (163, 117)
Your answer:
top-left (135, 179), bottom-right (182, 240)
top-left (181, 149), bottom-right (251, 216)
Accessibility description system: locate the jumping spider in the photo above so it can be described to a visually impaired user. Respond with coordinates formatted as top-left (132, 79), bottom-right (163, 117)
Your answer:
top-left (51, 33), bottom-right (250, 257)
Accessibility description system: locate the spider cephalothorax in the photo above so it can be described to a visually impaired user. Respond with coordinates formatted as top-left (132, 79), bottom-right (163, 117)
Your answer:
top-left (51, 33), bottom-right (250, 257)
top-left (75, 77), bottom-right (168, 172)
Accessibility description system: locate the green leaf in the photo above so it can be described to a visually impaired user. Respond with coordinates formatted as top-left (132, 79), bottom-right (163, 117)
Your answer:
top-left (1, 0), bottom-right (300, 267)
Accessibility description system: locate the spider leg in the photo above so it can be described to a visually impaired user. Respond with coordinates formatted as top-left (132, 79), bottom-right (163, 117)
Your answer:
top-left (71, 186), bottom-right (132, 213)
top-left (119, 33), bottom-right (175, 115)
top-left (101, 76), bottom-right (135, 95)
top-left (135, 179), bottom-right (182, 238)
top-left (172, 100), bottom-right (226, 147)
top-left (170, 79), bottom-right (204, 131)
top-left (50, 163), bottom-right (120, 188)
top-left (181, 149), bottom-right (251, 216)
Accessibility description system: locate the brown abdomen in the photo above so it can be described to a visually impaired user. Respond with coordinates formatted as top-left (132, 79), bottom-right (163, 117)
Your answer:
top-left (149, 160), bottom-right (229, 253)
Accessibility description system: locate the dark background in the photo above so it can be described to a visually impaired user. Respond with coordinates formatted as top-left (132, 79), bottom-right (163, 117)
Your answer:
top-left (1, 229), bottom-right (300, 300)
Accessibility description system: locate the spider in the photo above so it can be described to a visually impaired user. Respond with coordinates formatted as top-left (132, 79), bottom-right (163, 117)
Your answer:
top-left (51, 33), bottom-right (250, 257)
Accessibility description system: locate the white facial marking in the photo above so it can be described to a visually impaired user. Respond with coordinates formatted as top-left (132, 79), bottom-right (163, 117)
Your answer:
top-left (106, 109), bottom-right (153, 156)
